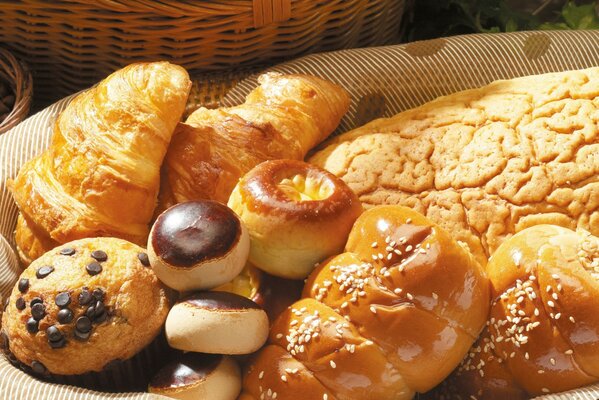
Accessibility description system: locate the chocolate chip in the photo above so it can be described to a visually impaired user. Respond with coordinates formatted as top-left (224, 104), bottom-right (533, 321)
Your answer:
top-left (15, 297), bottom-right (26, 311)
top-left (86, 262), bottom-right (102, 276)
top-left (18, 278), bottom-right (29, 293)
top-left (57, 308), bottom-right (74, 324)
top-left (55, 292), bottom-right (71, 308)
top-left (74, 329), bottom-right (91, 341)
top-left (31, 360), bottom-right (46, 374)
top-left (60, 247), bottom-right (76, 256)
top-left (138, 252), bottom-right (150, 267)
top-left (36, 265), bottom-right (54, 279)
top-left (49, 337), bottom-right (66, 349)
top-left (78, 289), bottom-right (93, 305)
top-left (26, 318), bottom-right (39, 334)
top-left (30, 297), bottom-right (43, 307)
top-left (94, 301), bottom-right (105, 316)
top-left (85, 305), bottom-right (96, 319)
top-left (46, 325), bottom-right (62, 342)
top-left (94, 311), bottom-right (107, 324)
top-left (90, 250), bottom-right (108, 262)
top-left (76, 316), bottom-right (92, 333)
top-left (0, 330), bottom-right (8, 349)
top-left (92, 288), bottom-right (105, 301)
top-left (31, 303), bottom-right (46, 320)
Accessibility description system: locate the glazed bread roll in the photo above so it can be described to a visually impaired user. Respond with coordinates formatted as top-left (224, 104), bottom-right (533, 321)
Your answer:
top-left (9, 62), bottom-right (191, 265)
top-left (310, 68), bottom-right (599, 266)
top-left (228, 159), bottom-right (363, 279)
top-left (438, 225), bottom-right (599, 399)
top-left (240, 206), bottom-right (490, 399)
top-left (159, 72), bottom-right (350, 209)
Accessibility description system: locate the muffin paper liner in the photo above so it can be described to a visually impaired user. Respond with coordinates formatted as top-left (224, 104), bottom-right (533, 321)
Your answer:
top-left (1, 30), bottom-right (599, 399)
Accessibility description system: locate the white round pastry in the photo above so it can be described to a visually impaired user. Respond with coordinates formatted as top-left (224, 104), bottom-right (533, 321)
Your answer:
top-left (228, 159), bottom-right (363, 279)
top-left (148, 201), bottom-right (250, 292)
top-left (149, 353), bottom-right (241, 400)
top-left (165, 291), bottom-right (269, 354)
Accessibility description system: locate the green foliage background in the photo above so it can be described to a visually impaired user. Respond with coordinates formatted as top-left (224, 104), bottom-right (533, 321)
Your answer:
top-left (403, 0), bottom-right (599, 42)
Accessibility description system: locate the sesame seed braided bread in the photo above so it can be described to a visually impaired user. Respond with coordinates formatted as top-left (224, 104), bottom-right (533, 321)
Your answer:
top-left (240, 205), bottom-right (490, 400)
top-left (437, 225), bottom-right (599, 399)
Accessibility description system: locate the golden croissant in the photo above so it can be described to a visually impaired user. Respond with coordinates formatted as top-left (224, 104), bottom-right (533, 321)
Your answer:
top-left (158, 72), bottom-right (350, 210)
top-left (9, 61), bottom-right (191, 265)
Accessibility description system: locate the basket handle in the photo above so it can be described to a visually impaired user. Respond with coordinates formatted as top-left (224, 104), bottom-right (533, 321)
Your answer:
top-left (253, 0), bottom-right (292, 28)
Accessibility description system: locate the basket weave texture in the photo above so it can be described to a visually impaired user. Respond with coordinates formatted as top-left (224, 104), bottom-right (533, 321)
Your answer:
top-left (0, 48), bottom-right (32, 135)
top-left (0, 0), bottom-right (407, 107)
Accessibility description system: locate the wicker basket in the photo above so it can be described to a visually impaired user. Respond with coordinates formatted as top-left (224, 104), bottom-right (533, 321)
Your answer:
top-left (0, 49), bottom-right (32, 135)
top-left (0, 0), bottom-right (408, 108)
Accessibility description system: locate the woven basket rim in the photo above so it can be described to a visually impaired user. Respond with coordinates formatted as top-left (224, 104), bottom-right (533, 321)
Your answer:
top-left (0, 48), bottom-right (32, 135)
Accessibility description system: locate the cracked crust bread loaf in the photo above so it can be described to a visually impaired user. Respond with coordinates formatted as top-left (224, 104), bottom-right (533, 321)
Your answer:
top-left (309, 68), bottom-right (599, 266)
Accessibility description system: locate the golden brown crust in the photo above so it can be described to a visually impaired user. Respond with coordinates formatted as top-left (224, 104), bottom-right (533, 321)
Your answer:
top-left (439, 225), bottom-right (599, 398)
top-left (242, 206), bottom-right (490, 398)
top-left (228, 160), bottom-right (363, 279)
top-left (9, 62), bottom-right (191, 264)
top-left (14, 213), bottom-right (58, 267)
top-left (1, 237), bottom-right (170, 375)
top-left (309, 68), bottom-right (599, 266)
top-left (159, 72), bottom-right (350, 209)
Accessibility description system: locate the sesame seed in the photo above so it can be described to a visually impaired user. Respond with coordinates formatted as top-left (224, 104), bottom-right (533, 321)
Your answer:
top-left (552, 293), bottom-right (558, 300)
top-left (259, 371), bottom-right (264, 379)
top-left (406, 245), bottom-right (413, 252)
top-left (538, 370), bottom-right (545, 374)
top-left (281, 375), bottom-right (287, 382)
top-left (385, 236), bottom-right (391, 244)
top-left (406, 218), bottom-right (412, 224)
top-left (323, 395), bottom-right (328, 400)
top-left (570, 316), bottom-right (576, 323)
top-left (372, 254), bottom-right (378, 261)
top-left (371, 241), bottom-right (378, 248)
top-left (273, 392), bottom-right (278, 399)
top-left (525, 352), bottom-right (529, 360)
top-left (542, 388), bottom-right (550, 393)
top-left (555, 313), bottom-right (561, 320)
top-left (276, 333), bottom-right (283, 339)
top-left (550, 358), bottom-right (556, 365)
top-left (432, 292), bottom-right (439, 300)
top-left (387, 253), bottom-right (393, 260)
top-left (394, 288), bottom-right (402, 294)
top-left (330, 360), bottom-right (336, 369)
top-left (565, 350), bottom-right (573, 355)
top-left (552, 274), bottom-right (560, 280)
top-left (406, 293), bottom-right (414, 300)
top-left (547, 300), bottom-right (555, 308)
top-left (370, 306), bottom-right (377, 314)
top-left (394, 249), bottom-right (402, 255)
top-left (341, 301), bottom-right (348, 308)
top-left (534, 308), bottom-right (540, 316)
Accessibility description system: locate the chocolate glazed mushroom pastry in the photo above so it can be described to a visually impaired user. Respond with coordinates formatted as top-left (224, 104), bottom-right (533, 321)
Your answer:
top-left (0, 237), bottom-right (169, 378)
top-left (437, 225), bottom-right (599, 399)
top-left (149, 352), bottom-right (241, 400)
top-left (228, 159), bottom-right (363, 279)
top-left (240, 206), bottom-right (490, 400)
top-left (148, 200), bottom-right (250, 292)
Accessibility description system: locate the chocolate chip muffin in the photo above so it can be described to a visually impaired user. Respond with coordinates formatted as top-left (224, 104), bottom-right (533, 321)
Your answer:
top-left (0, 237), bottom-right (170, 376)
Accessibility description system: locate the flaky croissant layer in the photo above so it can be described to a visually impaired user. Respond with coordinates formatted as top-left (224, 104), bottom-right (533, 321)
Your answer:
top-left (158, 72), bottom-right (350, 210)
top-left (10, 62), bottom-right (191, 265)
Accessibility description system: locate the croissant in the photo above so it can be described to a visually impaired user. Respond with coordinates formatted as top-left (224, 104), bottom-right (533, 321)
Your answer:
top-left (9, 62), bottom-right (191, 265)
top-left (240, 206), bottom-right (490, 400)
top-left (436, 225), bottom-right (599, 399)
top-left (158, 72), bottom-right (349, 210)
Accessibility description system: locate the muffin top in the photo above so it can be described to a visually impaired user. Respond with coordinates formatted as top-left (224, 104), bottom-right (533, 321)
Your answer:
top-left (0, 237), bottom-right (170, 376)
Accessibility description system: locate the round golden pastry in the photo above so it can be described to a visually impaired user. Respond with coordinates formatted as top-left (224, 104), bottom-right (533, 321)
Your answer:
top-left (0, 237), bottom-right (170, 376)
top-left (240, 205), bottom-right (490, 400)
top-left (228, 159), bottom-right (363, 279)
top-left (439, 225), bottom-right (599, 399)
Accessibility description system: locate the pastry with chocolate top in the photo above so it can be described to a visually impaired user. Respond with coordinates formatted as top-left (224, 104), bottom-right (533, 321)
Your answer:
top-left (1, 237), bottom-right (170, 376)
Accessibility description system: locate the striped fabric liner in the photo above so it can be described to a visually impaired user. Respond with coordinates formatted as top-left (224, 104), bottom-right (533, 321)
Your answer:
top-left (0, 30), bottom-right (598, 399)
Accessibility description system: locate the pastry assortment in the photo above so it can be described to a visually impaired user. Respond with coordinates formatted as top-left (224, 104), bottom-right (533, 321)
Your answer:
top-left (1, 61), bottom-right (598, 400)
